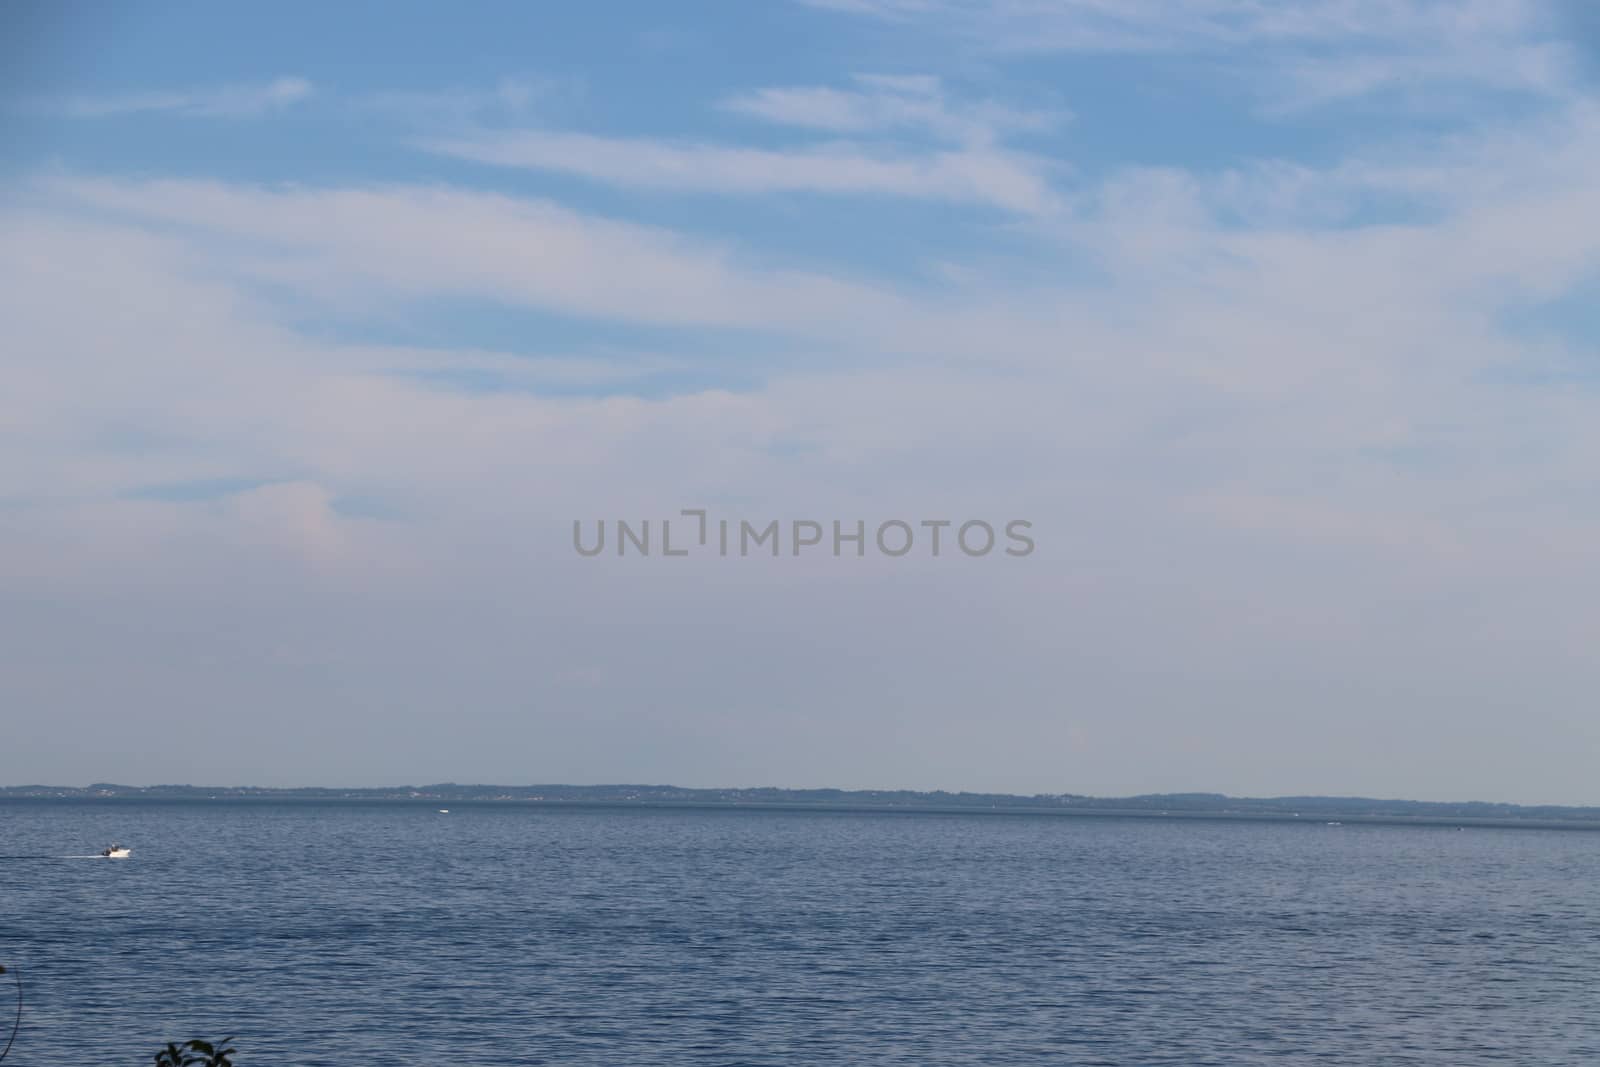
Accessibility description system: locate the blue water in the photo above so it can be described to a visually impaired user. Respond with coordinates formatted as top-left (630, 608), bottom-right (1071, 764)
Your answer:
top-left (3, 801), bottom-right (1598, 1065)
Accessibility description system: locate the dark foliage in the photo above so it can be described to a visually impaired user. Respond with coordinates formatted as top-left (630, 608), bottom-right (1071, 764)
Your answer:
top-left (153, 1037), bottom-right (237, 1066)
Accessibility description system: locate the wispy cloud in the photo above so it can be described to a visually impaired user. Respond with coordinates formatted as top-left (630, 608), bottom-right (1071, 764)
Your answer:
top-left (25, 76), bottom-right (314, 119)
top-left (800, 0), bottom-right (1581, 109)
top-left (419, 128), bottom-right (1060, 214)
top-left (353, 76), bottom-right (573, 127)
top-left (801, 0), bottom-right (1555, 52)
top-left (719, 72), bottom-right (1062, 145)
top-left (418, 75), bottom-right (1060, 214)
top-left (1267, 38), bottom-right (1576, 112)
top-left (36, 175), bottom-right (918, 331)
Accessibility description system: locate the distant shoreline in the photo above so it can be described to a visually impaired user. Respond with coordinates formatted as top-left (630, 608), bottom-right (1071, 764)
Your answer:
top-left (4, 783), bottom-right (1599, 830)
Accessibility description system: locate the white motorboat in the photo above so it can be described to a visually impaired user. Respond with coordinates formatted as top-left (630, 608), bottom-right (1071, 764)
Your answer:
top-left (101, 844), bottom-right (131, 858)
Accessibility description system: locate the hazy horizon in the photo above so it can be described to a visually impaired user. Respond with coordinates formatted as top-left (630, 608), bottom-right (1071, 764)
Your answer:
top-left (6, 3), bottom-right (1600, 805)
top-left (7, 779), bottom-right (1599, 811)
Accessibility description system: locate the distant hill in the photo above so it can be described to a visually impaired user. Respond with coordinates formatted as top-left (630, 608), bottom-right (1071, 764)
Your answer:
top-left (3, 782), bottom-right (1597, 827)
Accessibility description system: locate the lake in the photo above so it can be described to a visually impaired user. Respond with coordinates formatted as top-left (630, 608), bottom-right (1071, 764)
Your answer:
top-left (3, 800), bottom-right (1598, 1064)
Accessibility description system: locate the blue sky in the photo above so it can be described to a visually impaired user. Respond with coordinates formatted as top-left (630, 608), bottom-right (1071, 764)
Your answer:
top-left (3, 1), bottom-right (1599, 801)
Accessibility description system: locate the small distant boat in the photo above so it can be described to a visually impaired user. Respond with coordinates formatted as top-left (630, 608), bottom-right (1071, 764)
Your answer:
top-left (1325, 821), bottom-right (1342, 827)
top-left (100, 844), bottom-right (131, 858)
top-left (438, 809), bottom-right (449, 814)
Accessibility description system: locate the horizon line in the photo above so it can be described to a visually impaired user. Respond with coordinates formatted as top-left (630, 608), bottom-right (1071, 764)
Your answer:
top-left (4, 781), bottom-right (1598, 814)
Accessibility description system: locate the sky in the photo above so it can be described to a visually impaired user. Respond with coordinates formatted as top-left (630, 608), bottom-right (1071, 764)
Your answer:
top-left (2, 1), bottom-right (1599, 802)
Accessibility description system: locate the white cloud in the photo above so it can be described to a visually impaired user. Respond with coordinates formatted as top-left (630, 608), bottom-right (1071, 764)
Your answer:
top-left (801, 0), bottom-right (1554, 51)
top-left (720, 72), bottom-right (1062, 144)
top-left (419, 128), bottom-right (1061, 214)
top-left (7, 81), bottom-right (1600, 795)
top-left (29, 76), bottom-right (314, 119)
top-left (354, 76), bottom-right (572, 126)
top-left (36, 175), bottom-right (922, 331)
top-left (799, 0), bottom-right (1581, 108)
top-left (408, 74), bottom-right (1062, 214)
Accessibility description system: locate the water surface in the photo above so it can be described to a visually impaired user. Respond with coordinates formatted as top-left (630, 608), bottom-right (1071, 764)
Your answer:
top-left (3, 801), bottom-right (1597, 1064)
